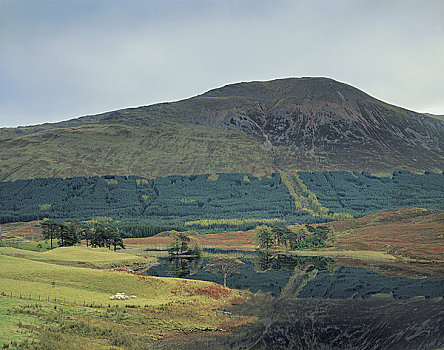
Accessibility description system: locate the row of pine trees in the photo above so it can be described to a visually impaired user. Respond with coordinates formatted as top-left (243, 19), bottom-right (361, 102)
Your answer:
top-left (40, 220), bottom-right (124, 250)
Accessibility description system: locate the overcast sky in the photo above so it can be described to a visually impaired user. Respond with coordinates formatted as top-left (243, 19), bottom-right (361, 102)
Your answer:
top-left (1, 0), bottom-right (443, 127)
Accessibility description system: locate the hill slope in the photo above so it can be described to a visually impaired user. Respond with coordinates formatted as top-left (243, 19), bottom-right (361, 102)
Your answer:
top-left (327, 208), bottom-right (444, 261)
top-left (1, 77), bottom-right (443, 181)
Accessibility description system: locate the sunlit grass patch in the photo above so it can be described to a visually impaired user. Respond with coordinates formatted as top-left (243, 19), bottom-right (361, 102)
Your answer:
top-left (0, 291), bottom-right (245, 349)
top-left (0, 297), bottom-right (43, 347)
top-left (0, 251), bottom-right (248, 349)
top-left (0, 246), bottom-right (150, 268)
top-left (0, 238), bottom-right (54, 251)
top-left (0, 254), bottom-right (243, 307)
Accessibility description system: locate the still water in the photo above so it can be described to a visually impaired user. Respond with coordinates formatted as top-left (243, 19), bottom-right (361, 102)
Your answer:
top-left (146, 250), bottom-right (444, 299)
top-left (147, 250), bottom-right (444, 349)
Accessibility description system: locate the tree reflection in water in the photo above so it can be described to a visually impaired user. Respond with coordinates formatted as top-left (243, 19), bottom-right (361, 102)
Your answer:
top-left (254, 250), bottom-right (337, 274)
top-left (167, 254), bottom-right (203, 278)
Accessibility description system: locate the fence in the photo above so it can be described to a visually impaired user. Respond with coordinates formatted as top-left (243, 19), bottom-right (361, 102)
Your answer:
top-left (0, 291), bottom-right (139, 309)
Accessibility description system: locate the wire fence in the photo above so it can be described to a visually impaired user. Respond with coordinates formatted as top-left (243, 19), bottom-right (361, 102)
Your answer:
top-left (0, 291), bottom-right (140, 309)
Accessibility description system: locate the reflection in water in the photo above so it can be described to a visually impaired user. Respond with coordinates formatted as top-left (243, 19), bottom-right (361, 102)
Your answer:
top-left (150, 252), bottom-right (339, 296)
top-left (176, 296), bottom-right (444, 350)
top-left (254, 250), bottom-right (337, 274)
top-left (147, 250), bottom-right (444, 350)
top-left (167, 254), bottom-right (203, 278)
top-left (147, 250), bottom-right (444, 300)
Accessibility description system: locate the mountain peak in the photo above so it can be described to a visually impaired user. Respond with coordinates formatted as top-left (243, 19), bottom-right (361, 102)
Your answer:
top-left (0, 78), bottom-right (443, 181)
top-left (200, 77), bottom-right (370, 106)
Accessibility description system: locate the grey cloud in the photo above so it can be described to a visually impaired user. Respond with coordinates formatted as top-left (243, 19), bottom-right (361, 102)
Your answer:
top-left (1, 0), bottom-right (443, 127)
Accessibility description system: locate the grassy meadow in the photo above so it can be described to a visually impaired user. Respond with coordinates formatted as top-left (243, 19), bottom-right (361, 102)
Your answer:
top-left (0, 298), bottom-right (45, 347)
top-left (0, 245), bottom-right (150, 268)
top-left (0, 245), bottom-right (249, 349)
top-left (0, 238), bottom-right (52, 252)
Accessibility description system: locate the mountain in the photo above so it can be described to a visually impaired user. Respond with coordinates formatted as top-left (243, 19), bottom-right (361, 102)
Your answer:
top-left (425, 113), bottom-right (444, 122)
top-left (1, 77), bottom-right (443, 181)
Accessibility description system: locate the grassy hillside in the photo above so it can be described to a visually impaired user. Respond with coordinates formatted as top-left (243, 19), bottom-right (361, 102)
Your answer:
top-left (0, 246), bottom-right (249, 348)
top-left (0, 237), bottom-right (51, 251)
top-left (324, 208), bottom-right (444, 261)
top-left (0, 123), bottom-right (273, 182)
top-left (1, 78), bottom-right (443, 181)
top-left (0, 246), bottom-right (149, 268)
top-left (0, 254), bottom-right (222, 306)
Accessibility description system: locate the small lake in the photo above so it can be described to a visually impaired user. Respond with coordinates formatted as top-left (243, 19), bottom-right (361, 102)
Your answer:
top-left (146, 250), bottom-right (444, 349)
top-left (145, 250), bottom-right (444, 299)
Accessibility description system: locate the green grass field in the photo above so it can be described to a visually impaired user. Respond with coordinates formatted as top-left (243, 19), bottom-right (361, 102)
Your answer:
top-left (0, 245), bottom-right (150, 268)
top-left (0, 298), bottom-right (45, 347)
top-left (0, 248), bottom-right (237, 307)
top-left (0, 238), bottom-right (53, 252)
top-left (0, 245), bottom-right (247, 349)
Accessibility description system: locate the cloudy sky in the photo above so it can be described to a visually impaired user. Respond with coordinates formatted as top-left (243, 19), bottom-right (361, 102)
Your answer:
top-left (1, 0), bottom-right (443, 127)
